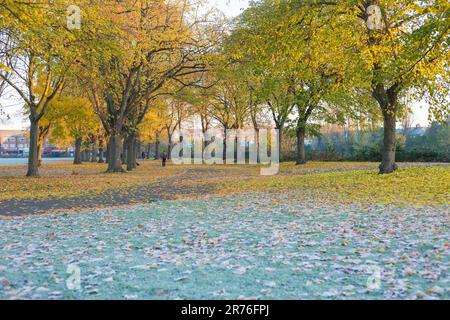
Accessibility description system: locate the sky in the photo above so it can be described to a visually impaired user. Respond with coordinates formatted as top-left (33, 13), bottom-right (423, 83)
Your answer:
top-left (213, 0), bottom-right (249, 17)
top-left (0, 0), bottom-right (430, 130)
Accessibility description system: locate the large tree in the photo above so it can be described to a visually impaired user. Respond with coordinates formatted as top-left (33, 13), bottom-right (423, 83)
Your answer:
top-left (49, 95), bottom-right (101, 165)
top-left (222, 0), bottom-right (362, 163)
top-left (82, 0), bottom-right (214, 172)
top-left (311, 0), bottom-right (449, 173)
top-left (0, 0), bottom-right (100, 176)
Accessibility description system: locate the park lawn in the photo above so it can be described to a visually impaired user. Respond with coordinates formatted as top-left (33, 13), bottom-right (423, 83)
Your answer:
top-left (0, 161), bottom-right (179, 201)
top-left (0, 161), bottom-right (373, 201)
top-left (0, 161), bottom-right (448, 208)
top-left (0, 162), bottom-right (448, 299)
top-left (223, 166), bottom-right (450, 207)
top-left (0, 192), bottom-right (448, 299)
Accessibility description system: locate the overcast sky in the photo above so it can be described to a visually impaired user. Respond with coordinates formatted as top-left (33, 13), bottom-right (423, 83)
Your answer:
top-left (0, 0), bottom-right (429, 130)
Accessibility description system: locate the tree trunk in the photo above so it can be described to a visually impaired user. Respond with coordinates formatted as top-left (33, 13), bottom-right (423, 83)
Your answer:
top-left (233, 135), bottom-right (238, 164)
top-left (126, 134), bottom-right (134, 171)
top-left (121, 137), bottom-right (127, 165)
top-left (379, 110), bottom-right (398, 174)
top-left (146, 143), bottom-right (151, 159)
top-left (105, 140), bottom-right (111, 164)
top-left (37, 138), bottom-right (43, 167)
top-left (276, 125), bottom-right (283, 162)
top-left (167, 134), bottom-right (173, 160)
top-left (74, 137), bottom-right (82, 164)
top-left (133, 139), bottom-right (138, 168)
top-left (37, 126), bottom-right (50, 167)
top-left (91, 143), bottom-right (97, 162)
top-left (26, 118), bottom-right (39, 177)
top-left (98, 139), bottom-right (105, 163)
top-left (98, 146), bottom-right (104, 163)
top-left (296, 125), bottom-right (306, 165)
top-left (178, 134), bottom-right (184, 159)
top-left (255, 128), bottom-right (260, 163)
top-left (154, 135), bottom-right (160, 159)
top-left (82, 149), bottom-right (89, 162)
top-left (203, 130), bottom-right (210, 152)
top-left (223, 126), bottom-right (227, 161)
top-left (107, 133), bottom-right (124, 172)
top-left (136, 140), bottom-right (141, 159)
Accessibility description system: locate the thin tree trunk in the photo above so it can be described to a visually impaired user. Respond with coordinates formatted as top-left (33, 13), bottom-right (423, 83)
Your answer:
top-left (255, 128), bottom-right (260, 163)
top-left (126, 143), bottom-right (133, 171)
top-left (98, 146), bottom-right (104, 163)
top-left (133, 138), bottom-right (138, 168)
top-left (129, 138), bottom-right (136, 168)
top-left (146, 143), bottom-right (151, 159)
top-left (91, 142), bottom-right (97, 162)
top-left (26, 118), bottom-right (39, 177)
top-left (126, 134), bottom-right (134, 171)
top-left (167, 134), bottom-right (173, 160)
top-left (74, 137), bottom-right (82, 164)
top-left (379, 110), bottom-right (398, 174)
top-left (105, 140), bottom-right (111, 164)
top-left (37, 125), bottom-right (50, 167)
top-left (154, 134), bottom-right (160, 159)
top-left (203, 130), bottom-right (209, 151)
top-left (179, 134), bottom-right (183, 159)
top-left (82, 149), bottom-right (89, 162)
top-left (296, 125), bottom-right (306, 165)
top-left (223, 126), bottom-right (227, 161)
top-left (136, 140), bottom-right (141, 159)
top-left (37, 138), bottom-right (43, 167)
top-left (276, 125), bottom-right (284, 162)
top-left (233, 135), bottom-right (238, 164)
top-left (98, 139), bottom-right (105, 163)
top-left (121, 137), bottom-right (127, 165)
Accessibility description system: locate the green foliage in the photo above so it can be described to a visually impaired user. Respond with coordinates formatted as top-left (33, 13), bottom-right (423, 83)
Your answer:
top-left (306, 121), bottom-right (449, 162)
top-left (49, 95), bottom-right (101, 146)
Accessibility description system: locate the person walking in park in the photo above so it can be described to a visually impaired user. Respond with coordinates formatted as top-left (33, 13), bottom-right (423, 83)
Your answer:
top-left (161, 152), bottom-right (167, 167)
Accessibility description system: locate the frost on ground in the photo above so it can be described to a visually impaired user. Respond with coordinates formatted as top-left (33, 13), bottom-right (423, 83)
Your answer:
top-left (0, 191), bottom-right (448, 300)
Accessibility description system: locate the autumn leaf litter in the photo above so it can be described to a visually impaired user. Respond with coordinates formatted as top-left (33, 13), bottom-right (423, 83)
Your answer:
top-left (0, 191), bottom-right (448, 300)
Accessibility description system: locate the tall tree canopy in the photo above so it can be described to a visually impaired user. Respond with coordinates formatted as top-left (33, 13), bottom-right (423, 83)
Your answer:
top-left (0, 0), bottom-right (448, 175)
top-left (307, 0), bottom-right (449, 172)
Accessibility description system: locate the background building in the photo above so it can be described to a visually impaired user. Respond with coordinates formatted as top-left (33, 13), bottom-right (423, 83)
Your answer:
top-left (0, 130), bottom-right (29, 157)
top-left (0, 130), bottom-right (58, 157)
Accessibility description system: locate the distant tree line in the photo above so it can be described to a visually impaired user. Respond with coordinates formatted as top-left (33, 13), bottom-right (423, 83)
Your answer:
top-left (283, 121), bottom-right (449, 163)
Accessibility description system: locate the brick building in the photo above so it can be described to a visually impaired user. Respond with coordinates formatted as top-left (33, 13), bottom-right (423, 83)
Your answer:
top-left (0, 130), bottom-right (29, 157)
top-left (0, 130), bottom-right (57, 157)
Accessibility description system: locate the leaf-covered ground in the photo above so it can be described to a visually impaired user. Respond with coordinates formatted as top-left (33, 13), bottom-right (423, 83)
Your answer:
top-left (224, 166), bottom-right (450, 207)
top-left (0, 161), bottom-right (448, 215)
top-left (0, 191), bottom-right (448, 300)
top-left (0, 162), bottom-right (448, 299)
top-left (0, 160), bottom-right (383, 201)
